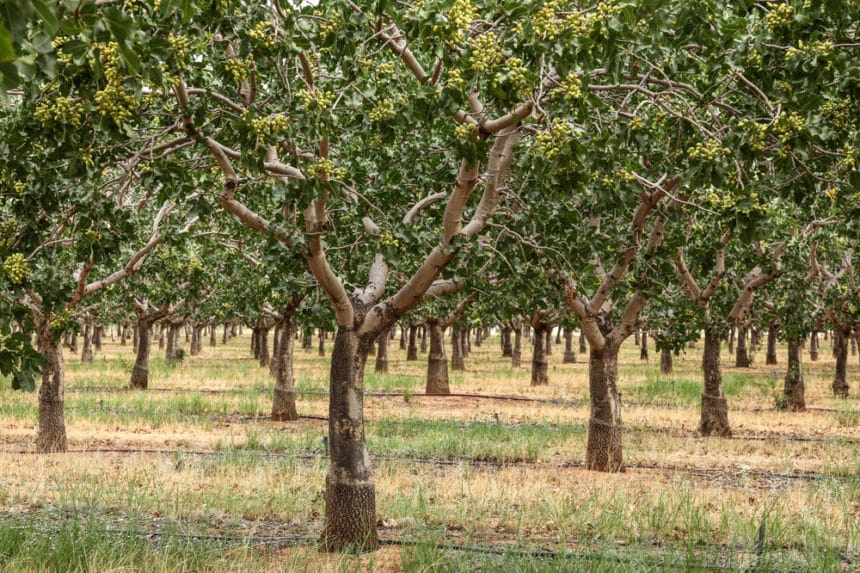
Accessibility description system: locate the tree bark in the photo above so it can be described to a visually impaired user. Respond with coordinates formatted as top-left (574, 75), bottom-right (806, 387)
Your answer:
top-left (810, 330), bottom-right (819, 361)
top-left (319, 328), bottom-right (327, 357)
top-left (166, 322), bottom-right (181, 364)
top-left (320, 328), bottom-right (378, 551)
top-left (258, 327), bottom-right (270, 368)
top-left (451, 327), bottom-right (465, 371)
top-left (766, 322), bottom-right (778, 365)
top-left (462, 327), bottom-right (470, 358)
top-left (93, 324), bottom-right (102, 352)
top-left (130, 319), bottom-right (152, 390)
top-left (191, 324), bottom-right (204, 356)
top-left (425, 320), bottom-right (449, 394)
top-left (727, 328), bottom-right (734, 355)
top-left (69, 332), bottom-right (78, 353)
top-left (586, 344), bottom-right (623, 472)
top-left (501, 326), bottom-right (512, 357)
top-left (419, 325), bottom-right (427, 353)
top-left (209, 323), bottom-right (218, 347)
top-left (36, 321), bottom-right (67, 452)
top-left (531, 323), bottom-right (548, 385)
top-left (639, 329), bottom-right (648, 361)
top-left (406, 324), bottom-right (418, 361)
top-left (121, 322), bottom-right (129, 346)
top-left (579, 331), bottom-right (587, 354)
top-left (734, 324), bottom-right (750, 367)
top-left (272, 311), bottom-right (298, 421)
top-left (700, 328), bottom-right (731, 437)
top-left (374, 326), bottom-right (389, 373)
top-left (660, 347), bottom-right (673, 375)
top-left (132, 324), bottom-right (139, 353)
top-left (832, 326), bottom-right (850, 397)
top-left (303, 326), bottom-right (313, 352)
top-left (80, 321), bottom-right (94, 363)
top-left (544, 326), bottom-right (552, 356)
top-left (783, 337), bottom-right (805, 411)
top-left (512, 324), bottom-right (522, 368)
top-left (563, 327), bottom-right (576, 363)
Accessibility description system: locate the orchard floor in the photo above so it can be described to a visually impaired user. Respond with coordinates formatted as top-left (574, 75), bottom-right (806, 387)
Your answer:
top-left (0, 331), bottom-right (858, 571)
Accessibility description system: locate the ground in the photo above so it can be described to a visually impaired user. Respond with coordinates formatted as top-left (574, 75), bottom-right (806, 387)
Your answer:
top-left (0, 329), bottom-right (857, 571)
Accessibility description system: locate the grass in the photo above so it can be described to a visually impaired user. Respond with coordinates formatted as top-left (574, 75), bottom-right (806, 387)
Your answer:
top-left (0, 329), bottom-right (857, 571)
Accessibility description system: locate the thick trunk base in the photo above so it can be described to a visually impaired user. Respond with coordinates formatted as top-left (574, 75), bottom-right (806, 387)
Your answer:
top-left (660, 348), bottom-right (673, 375)
top-left (321, 477), bottom-right (379, 552)
top-left (271, 388), bottom-right (298, 421)
top-left (699, 394), bottom-right (731, 437)
top-left (585, 419), bottom-right (623, 472)
top-left (563, 351), bottom-right (576, 364)
top-left (426, 359), bottom-right (450, 395)
top-left (130, 366), bottom-right (148, 389)
top-left (36, 399), bottom-right (67, 452)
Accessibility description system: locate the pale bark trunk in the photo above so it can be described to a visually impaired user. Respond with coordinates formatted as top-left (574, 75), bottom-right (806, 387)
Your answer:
top-left (425, 320), bottom-right (449, 394)
top-left (783, 338), bottom-right (805, 411)
top-left (766, 322), bottom-right (778, 365)
top-left (419, 325), bottom-right (427, 353)
top-left (586, 344), bottom-right (623, 472)
top-left (512, 324), bottom-right (522, 368)
top-left (462, 327), bottom-right (470, 358)
top-left (209, 323), bottom-right (218, 347)
top-left (191, 324), bottom-right (203, 356)
top-left (700, 328), bottom-right (731, 437)
top-left (810, 330), bottom-right (819, 361)
top-left (37, 322), bottom-right (68, 452)
top-left (406, 324), bottom-right (418, 361)
top-left (451, 327), bottom-right (465, 371)
top-left (80, 321), bottom-right (94, 363)
top-left (660, 347), bottom-right (673, 375)
top-left (130, 319), bottom-right (152, 389)
top-left (563, 327), bottom-right (576, 363)
top-left (544, 327), bottom-right (552, 356)
top-left (735, 325), bottom-right (750, 367)
top-left (272, 312), bottom-right (298, 421)
top-left (531, 323), bottom-right (548, 385)
top-left (132, 324), bottom-right (139, 353)
top-left (727, 328), bottom-right (734, 354)
top-left (121, 322), bottom-right (129, 346)
top-left (321, 328), bottom-right (378, 551)
top-left (270, 323), bottom-right (282, 377)
top-left (832, 326), bottom-right (850, 397)
top-left (374, 327), bottom-right (389, 373)
top-left (166, 322), bottom-right (181, 364)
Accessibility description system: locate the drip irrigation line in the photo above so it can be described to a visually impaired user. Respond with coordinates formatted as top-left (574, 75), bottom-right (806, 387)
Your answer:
top-left (0, 516), bottom-right (853, 570)
top-left (1, 446), bottom-right (854, 483)
top-left (63, 386), bottom-right (851, 415)
top-left (46, 404), bottom-right (860, 446)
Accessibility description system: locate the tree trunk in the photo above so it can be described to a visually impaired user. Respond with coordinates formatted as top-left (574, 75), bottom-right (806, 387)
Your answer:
top-left (734, 325), bottom-right (750, 367)
top-left (563, 327), bottom-right (576, 363)
top-left (766, 322), bottom-right (778, 365)
top-left (634, 329), bottom-right (640, 346)
top-left (727, 328), bottom-right (734, 355)
top-left (501, 326), bottom-right (512, 357)
top-left (451, 327), bottom-right (465, 371)
top-left (531, 323), bottom-right (548, 386)
top-left (259, 327), bottom-right (270, 368)
top-left (223, 323), bottom-right (229, 345)
top-left (832, 326), bottom-right (850, 397)
top-left (321, 328), bottom-right (378, 551)
top-left (419, 325), bottom-right (427, 353)
top-left (660, 347), bottom-right (673, 375)
top-left (272, 312), bottom-right (298, 422)
top-left (406, 324), bottom-right (418, 361)
top-left (374, 327), bottom-right (389, 373)
top-left (319, 328), bottom-right (327, 357)
top-left (462, 327), bottom-right (470, 358)
top-left (579, 331), bottom-right (587, 354)
top-left (191, 324), bottom-right (204, 356)
top-left (783, 338), bottom-right (805, 411)
top-left (586, 344), bottom-right (623, 472)
top-left (810, 330), bottom-right (819, 361)
top-left (425, 320), bottom-right (449, 394)
top-left (166, 323), bottom-right (181, 364)
top-left (80, 321), bottom-right (94, 363)
top-left (158, 324), bottom-right (165, 350)
top-left (475, 327), bottom-right (482, 347)
top-left (121, 322), bottom-right (129, 346)
top-left (700, 328), bottom-right (731, 437)
top-left (512, 324), bottom-right (522, 368)
top-left (93, 324), bottom-right (102, 352)
top-left (69, 332), bottom-right (78, 353)
top-left (270, 323), bottom-right (282, 377)
top-left (639, 329), bottom-right (648, 361)
top-left (303, 326), bottom-right (313, 352)
top-left (130, 319), bottom-right (152, 390)
top-left (544, 326), bottom-right (552, 356)
top-left (132, 324), bottom-right (139, 353)
top-left (399, 325), bottom-right (406, 350)
top-left (36, 322), bottom-right (67, 452)
top-left (210, 323), bottom-right (218, 347)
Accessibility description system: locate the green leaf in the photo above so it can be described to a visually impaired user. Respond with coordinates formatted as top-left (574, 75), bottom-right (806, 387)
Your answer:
top-left (31, 0), bottom-right (59, 36)
top-left (0, 24), bottom-right (16, 62)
